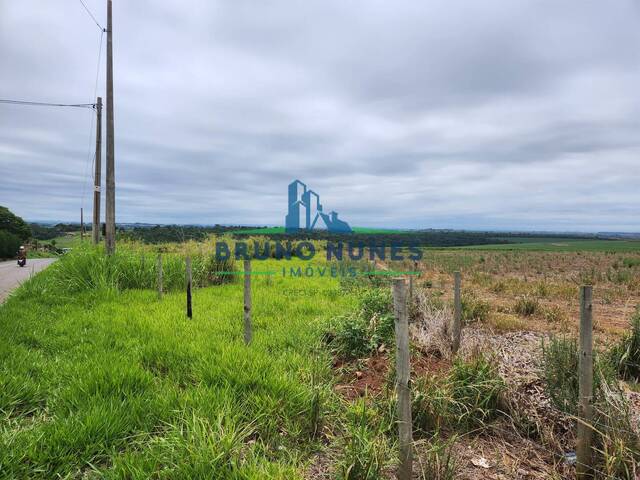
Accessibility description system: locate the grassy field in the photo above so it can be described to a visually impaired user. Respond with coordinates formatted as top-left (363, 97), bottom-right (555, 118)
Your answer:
top-left (455, 238), bottom-right (640, 252)
top-left (0, 250), bottom-right (359, 478)
top-left (232, 226), bottom-right (408, 235)
top-left (2, 240), bottom-right (640, 479)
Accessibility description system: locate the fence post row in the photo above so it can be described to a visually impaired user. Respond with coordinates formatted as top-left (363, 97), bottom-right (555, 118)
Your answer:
top-left (451, 271), bottom-right (462, 354)
top-left (186, 255), bottom-right (192, 319)
top-left (392, 278), bottom-right (413, 480)
top-left (576, 285), bottom-right (594, 479)
top-left (243, 259), bottom-right (253, 345)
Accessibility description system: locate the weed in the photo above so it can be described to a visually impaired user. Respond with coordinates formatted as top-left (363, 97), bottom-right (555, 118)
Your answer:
top-left (460, 295), bottom-right (491, 323)
top-left (541, 336), bottom-right (615, 416)
top-left (489, 312), bottom-right (526, 332)
top-left (325, 289), bottom-right (395, 360)
top-left (514, 295), bottom-right (539, 316)
top-left (336, 399), bottom-right (389, 480)
top-left (542, 304), bottom-right (565, 324)
top-left (413, 355), bottom-right (504, 433)
top-left (622, 257), bottom-right (640, 268)
top-left (609, 309), bottom-right (640, 382)
top-left (593, 379), bottom-right (640, 479)
top-left (416, 435), bottom-right (458, 480)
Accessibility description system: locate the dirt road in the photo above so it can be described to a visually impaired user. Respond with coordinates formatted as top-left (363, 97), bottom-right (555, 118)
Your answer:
top-left (0, 258), bottom-right (57, 303)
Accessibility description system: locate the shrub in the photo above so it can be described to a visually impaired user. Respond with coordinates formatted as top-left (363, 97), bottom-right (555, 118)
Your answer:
top-left (448, 355), bottom-right (504, 429)
top-left (359, 288), bottom-right (392, 320)
top-left (622, 257), bottom-right (640, 268)
top-left (326, 315), bottom-right (371, 360)
top-left (594, 380), bottom-right (640, 479)
top-left (541, 336), bottom-right (614, 416)
top-left (542, 304), bottom-right (565, 324)
top-left (460, 295), bottom-right (490, 323)
top-left (44, 245), bottom-right (236, 294)
top-left (541, 336), bottom-right (579, 415)
top-left (0, 230), bottom-right (21, 259)
top-left (413, 355), bottom-right (504, 433)
top-left (609, 309), bottom-right (640, 382)
top-left (325, 288), bottom-right (395, 360)
top-left (514, 295), bottom-right (539, 316)
top-left (489, 312), bottom-right (526, 332)
top-left (416, 435), bottom-right (458, 480)
top-left (336, 399), bottom-right (389, 480)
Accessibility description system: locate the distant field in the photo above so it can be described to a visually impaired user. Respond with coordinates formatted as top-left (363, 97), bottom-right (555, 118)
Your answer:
top-left (453, 238), bottom-right (640, 252)
top-left (232, 226), bottom-right (407, 235)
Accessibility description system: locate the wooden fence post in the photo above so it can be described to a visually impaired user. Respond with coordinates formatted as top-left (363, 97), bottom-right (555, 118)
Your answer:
top-left (392, 278), bottom-right (413, 480)
top-left (244, 259), bottom-right (252, 345)
top-left (451, 271), bottom-right (462, 354)
top-left (577, 285), bottom-right (594, 479)
top-left (157, 254), bottom-right (163, 299)
top-left (186, 256), bottom-right (192, 319)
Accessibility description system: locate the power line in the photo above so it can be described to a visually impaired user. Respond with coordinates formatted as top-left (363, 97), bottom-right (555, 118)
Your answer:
top-left (77, 0), bottom-right (105, 31)
top-left (0, 99), bottom-right (95, 109)
top-left (81, 29), bottom-right (105, 209)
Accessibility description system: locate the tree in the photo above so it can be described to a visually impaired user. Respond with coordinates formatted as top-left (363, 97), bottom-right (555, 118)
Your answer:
top-left (0, 206), bottom-right (31, 241)
top-left (0, 231), bottom-right (21, 258)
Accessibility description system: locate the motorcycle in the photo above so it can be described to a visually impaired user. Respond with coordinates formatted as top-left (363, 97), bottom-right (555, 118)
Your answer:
top-left (17, 257), bottom-right (26, 267)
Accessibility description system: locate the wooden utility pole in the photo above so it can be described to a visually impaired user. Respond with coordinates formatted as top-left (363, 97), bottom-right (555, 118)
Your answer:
top-left (451, 271), bottom-right (462, 354)
top-left (243, 260), bottom-right (253, 345)
top-left (92, 97), bottom-right (102, 245)
top-left (105, 0), bottom-right (116, 254)
top-left (80, 207), bottom-right (84, 241)
top-left (392, 278), bottom-right (413, 480)
top-left (576, 285), bottom-right (594, 479)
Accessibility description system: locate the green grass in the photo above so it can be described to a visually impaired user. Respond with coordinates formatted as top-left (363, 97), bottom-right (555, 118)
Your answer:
top-left (453, 239), bottom-right (640, 252)
top-left (231, 227), bottom-right (408, 235)
top-left (0, 251), bottom-right (358, 478)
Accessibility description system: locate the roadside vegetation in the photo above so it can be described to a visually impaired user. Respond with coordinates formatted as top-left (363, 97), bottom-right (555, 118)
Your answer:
top-left (0, 244), bottom-right (359, 478)
top-left (1, 234), bottom-right (639, 478)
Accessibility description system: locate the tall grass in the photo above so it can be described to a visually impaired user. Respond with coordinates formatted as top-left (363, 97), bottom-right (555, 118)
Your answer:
top-left (0, 253), bottom-right (358, 478)
top-left (43, 245), bottom-right (235, 294)
top-left (610, 309), bottom-right (640, 381)
top-left (413, 355), bottom-right (504, 434)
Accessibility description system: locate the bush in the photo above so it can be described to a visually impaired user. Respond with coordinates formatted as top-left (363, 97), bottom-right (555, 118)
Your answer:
top-left (514, 295), bottom-right (539, 316)
top-left (541, 336), bottom-right (579, 415)
top-left (0, 230), bottom-right (21, 259)
top-left (44, 245), bottom-right (236, 294)
top-left (336, 399), bottom-right (389, 480)
top-left (416, 435), bottom-right (457, 480)
top-left (541, 336), bottom-right (614, 416)
top-left (460, 295), bottom-right (490, 323)
top-left (359, 288), bottom-right (392, 320)
top-left (0, 206), bottom-right (31, 240)
top-left (542, 304), bottom-right (565, 324)
top-left (326, 315), bottom-right (372, 360)
top-left (325, 288), bottom-right (395, 360)
top-left (609, 309), bottom-right (640, 382)
top-left (594, 380), bottom-right (640, 479)
top-left (413, 355), bottom-right (504, 433)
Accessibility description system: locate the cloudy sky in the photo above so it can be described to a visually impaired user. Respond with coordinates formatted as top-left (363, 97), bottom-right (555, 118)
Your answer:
top-left (1, 1), bottom-right (639, 231)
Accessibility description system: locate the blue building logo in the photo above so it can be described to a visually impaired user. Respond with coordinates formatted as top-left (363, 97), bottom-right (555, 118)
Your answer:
top-left (285, 180), bottom-right (352, 233)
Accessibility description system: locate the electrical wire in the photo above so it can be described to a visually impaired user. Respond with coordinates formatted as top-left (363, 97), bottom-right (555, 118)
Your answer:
top-left (81, 28), bottom-right (105, 210)
top-left (77, 0), bottom-right (105, 31)
top-left (0, 99), bottom-right (95, 109)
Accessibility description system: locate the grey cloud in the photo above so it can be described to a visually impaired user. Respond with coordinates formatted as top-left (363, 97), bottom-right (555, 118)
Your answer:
top-left (1, 0), bottom-right (639, 231)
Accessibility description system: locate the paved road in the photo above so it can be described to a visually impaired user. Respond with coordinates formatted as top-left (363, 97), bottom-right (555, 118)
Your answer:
top-left (0, 258), bottom-right (57, 303)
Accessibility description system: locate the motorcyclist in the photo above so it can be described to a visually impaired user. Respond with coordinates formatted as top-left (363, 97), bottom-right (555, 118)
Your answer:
top-left (17, 246), bottom-right (27, 266)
